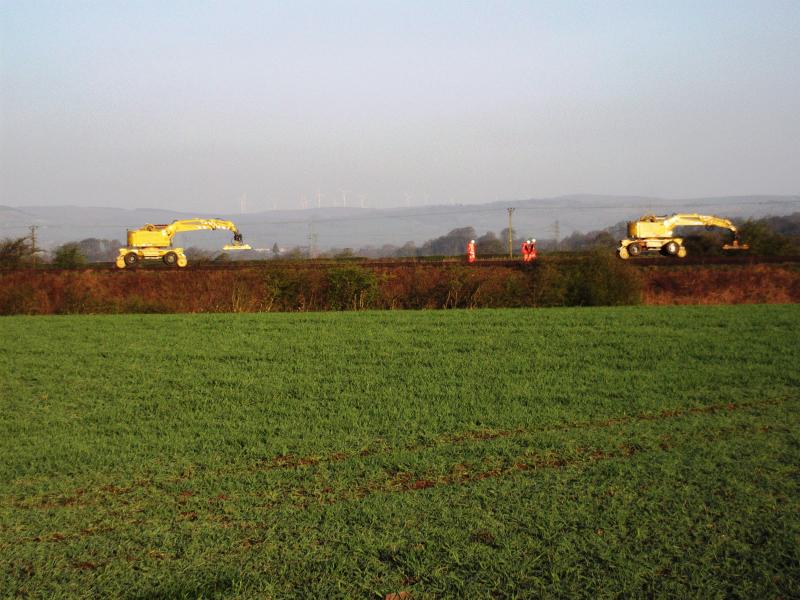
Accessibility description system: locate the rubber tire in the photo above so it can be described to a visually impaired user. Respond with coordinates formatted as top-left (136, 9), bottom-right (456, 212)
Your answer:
top-left (124, 252), bottom-right (139, 267)
top-left (663, 241), bottom-right (679, 256)
top-left (163, 251), bottom-right (178, 266)
top-left (628, 243), bottom-right (642, 257)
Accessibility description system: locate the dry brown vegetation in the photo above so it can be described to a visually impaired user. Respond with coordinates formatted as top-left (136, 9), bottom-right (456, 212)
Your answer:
top-left (643, 264), bottom-right (800, 305)
top-left (1, 260), bottom-right (798, 315)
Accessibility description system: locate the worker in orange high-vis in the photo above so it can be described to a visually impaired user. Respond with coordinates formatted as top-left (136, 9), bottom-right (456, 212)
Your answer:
top-left (467, 239), bottom-right (476, 263)
top-left (521, 239), bottom-right (530, 261)
top-left (527, 238), bottom-right (538, 262)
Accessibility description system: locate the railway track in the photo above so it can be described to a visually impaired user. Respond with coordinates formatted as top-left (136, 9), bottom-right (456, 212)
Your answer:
top-left (179, 254), bottom-right (800, 270)
top-left (15, 254), bottom-right (800, 272)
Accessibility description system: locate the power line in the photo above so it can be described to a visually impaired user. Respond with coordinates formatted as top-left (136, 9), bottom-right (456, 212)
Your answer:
top-left (1, 197), bottom-right (798, 231)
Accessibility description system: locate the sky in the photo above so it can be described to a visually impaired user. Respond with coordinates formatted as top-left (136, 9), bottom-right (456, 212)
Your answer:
top-left (1, 0), bottom-right (799, 213)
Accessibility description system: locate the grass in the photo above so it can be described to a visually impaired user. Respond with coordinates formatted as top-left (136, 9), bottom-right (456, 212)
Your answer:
top-left (1, 305), bottom-right (799, 598)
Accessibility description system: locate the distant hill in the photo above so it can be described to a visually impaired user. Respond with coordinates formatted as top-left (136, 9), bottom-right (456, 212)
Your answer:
top-left (1, 195), bottom-right (798, 250)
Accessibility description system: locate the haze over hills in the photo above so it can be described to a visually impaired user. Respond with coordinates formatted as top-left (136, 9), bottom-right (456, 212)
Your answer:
top-left (2, 195), bottom-right (799, 251)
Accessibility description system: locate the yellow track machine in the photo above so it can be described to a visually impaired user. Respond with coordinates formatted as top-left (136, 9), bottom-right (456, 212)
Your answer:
top-left (115, 218), bottom-right (251, 268)
top-left (617, 213), bottom-right (748, 259)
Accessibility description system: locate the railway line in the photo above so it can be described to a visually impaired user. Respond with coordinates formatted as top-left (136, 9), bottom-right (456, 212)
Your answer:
top-left (18, 253), bottom-right (800, 272)
top-left (180, 254), bottom-right (800, 270)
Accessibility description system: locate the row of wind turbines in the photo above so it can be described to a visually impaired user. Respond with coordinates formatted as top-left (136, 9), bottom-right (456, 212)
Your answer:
top-left (237, 190), bottom-right (447, 213)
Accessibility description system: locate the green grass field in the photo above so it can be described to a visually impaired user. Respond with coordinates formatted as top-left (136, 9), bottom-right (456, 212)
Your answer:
top-left (1, 305), bottom-right (799, 598)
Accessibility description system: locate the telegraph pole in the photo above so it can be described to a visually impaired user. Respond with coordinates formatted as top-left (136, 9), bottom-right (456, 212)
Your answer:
top-left (307, 220), bottom-right (318, 259)
top-left (507, 208), bottom-right (515, 258)
top-left (554, 220), bottom-right (560, 251)
top-left (29, 225), bottom-right (38, 267)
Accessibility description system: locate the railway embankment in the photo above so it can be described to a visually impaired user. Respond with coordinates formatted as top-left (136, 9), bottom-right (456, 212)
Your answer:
top-left (2, 256), bottom-right (799, 314)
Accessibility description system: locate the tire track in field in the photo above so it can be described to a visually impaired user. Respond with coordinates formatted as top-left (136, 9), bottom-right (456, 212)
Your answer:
top-left (253, 420), bottom-right (789, 515)
top-left (256, 398), bottom-right (791, 473)
top-left (152, 422), bottom-right (796, 567)
top-left (6, 398), bottom-right (789, 513)
top-left (8, 404), bottom-right (792, 550)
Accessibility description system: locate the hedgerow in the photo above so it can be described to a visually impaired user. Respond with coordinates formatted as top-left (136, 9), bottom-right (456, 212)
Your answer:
top-left (0, 262), bottom-right (798, 314)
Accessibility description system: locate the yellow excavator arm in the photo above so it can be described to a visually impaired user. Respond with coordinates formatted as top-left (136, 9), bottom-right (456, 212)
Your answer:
top-left (117, 218), bottom-right (251, 269)
top-left (126, 218), bottom-right (249, 249)
top-left (630, 213), bottom-right (740, 239)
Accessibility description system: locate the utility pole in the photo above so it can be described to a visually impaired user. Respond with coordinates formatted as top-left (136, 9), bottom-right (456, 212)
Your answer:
top-left (507, 208), bottom-right (515, 258)
top-left (554, 220), bottom-right (560, 251)
top-left (29, 225), bottom-right (38, 268)
top-left (307, 220), bottom-right (318, 259)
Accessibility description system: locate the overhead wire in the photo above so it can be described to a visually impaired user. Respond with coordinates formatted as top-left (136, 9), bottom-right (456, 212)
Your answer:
top-left (0, 197), bottom-right (798, 230)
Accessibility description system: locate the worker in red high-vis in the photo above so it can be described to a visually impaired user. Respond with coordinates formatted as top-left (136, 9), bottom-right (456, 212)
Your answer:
top-left (467, 239), bottom-right (476, 263)
top-left (527, 238), bottom-right (538, 262)
top-left (521, 239), bottom-right (529, 261)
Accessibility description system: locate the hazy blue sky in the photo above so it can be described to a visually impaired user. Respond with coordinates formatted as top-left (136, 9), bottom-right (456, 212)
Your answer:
top-left (1, 1), bottom-right (798, 213)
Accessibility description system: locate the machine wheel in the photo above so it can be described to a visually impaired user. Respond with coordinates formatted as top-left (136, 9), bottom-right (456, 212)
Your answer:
top-left (163, 251), bottom-right (178, 266)
top-left (663, 241), bottom-right (680, 256)
top-left (123, 252), bottom-right (139, 267)
top-left (627, 243), bottom-right (642, 257)
top-left (677, 245), bottom-right (688, 258)
top-left (617, 246), bottom-right (630, 260)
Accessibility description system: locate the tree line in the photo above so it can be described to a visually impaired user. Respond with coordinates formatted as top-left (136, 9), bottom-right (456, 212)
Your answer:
top-left (2, 213), bottom-right (799, 268)
top-left (312, 213), bottom-right (800, 259)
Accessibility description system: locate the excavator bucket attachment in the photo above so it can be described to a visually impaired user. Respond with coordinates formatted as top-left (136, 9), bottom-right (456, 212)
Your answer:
top-left (223, 232), bottom-right (250, 250)
top-left (722, 240), bottom-right (749, 251)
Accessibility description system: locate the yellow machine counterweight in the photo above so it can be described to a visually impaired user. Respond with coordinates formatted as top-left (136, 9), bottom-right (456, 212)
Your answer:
top-left (115, 218), bottom-right (251, 268)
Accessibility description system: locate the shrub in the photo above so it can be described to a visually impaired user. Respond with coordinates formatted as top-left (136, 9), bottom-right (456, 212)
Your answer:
top-left (326, 266), bottom-right (379, 310)
top-left (566, 251), bottom-right (642, 306)
top-left (52, 243), bottom-right (87, 268)
top-left (737, 221), bottom-right (797, 255)
top-left (264, 268), bottom-right (327, 311)
top-left (0, 237), bottom-right (34, 269)
top-left (470, 270), bottom-right (532, 308)
top-left (531, 262), bottom-right (569, 307)
top-left (0, 280), bottom-right (40, 314)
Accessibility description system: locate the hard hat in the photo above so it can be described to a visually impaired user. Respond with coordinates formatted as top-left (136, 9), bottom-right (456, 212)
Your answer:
top-left (531, 238), bottom-right (536, 243)
top-left (526, 239), bottom-right (530, 243)
top-left (470, 240), bottom-right (475, 243)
